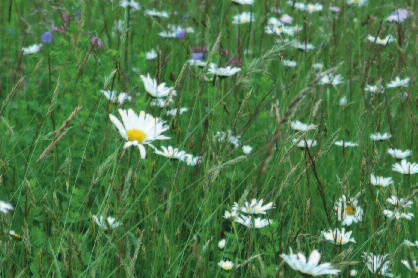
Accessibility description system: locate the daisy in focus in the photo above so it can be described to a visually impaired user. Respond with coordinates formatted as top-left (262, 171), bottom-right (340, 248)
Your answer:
top-left (154, 146), bottom-right (188, 160)
top-left (362, 253), bottom-right (394, 277)
top-left (233, 199), bottom-right (275, 214)
top-left (401, 259), bottom-right (418, 272)
top-left (235, 214), bottom-right (272, 228)
top-left (280, 248), bottom-right (340, 276)
top-left (392, 159), bottom-right (418, 174)
top-left (370, 174), bottom-right (393, 187)
top-left (321, 228), bottom-right (356, 245)
top-left (290, 120), bottom-right (317, 131)
top-left (383, 195), bottom-right (414, 220)
top-left (334, 195), bottom-right (363, 226)
top-left (140, 74), bottom-right (176, 98)
top-left (387, 148), bottom-right (411, 159)
top-left (109, 109), bottom-right (170, 159)
top-left (92, 215), bottom-right (123, 230)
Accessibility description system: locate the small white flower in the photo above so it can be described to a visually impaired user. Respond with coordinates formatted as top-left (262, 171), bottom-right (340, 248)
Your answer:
top-left (367, 35), bottom-right (396, 45)
top-left (292, 40), bottom-right (315, 51)
top-left (388, 148), bottom-right (412, 159)
top-left (140, 74), bottom-right (176, 98)
top-left (365, 84), bottom-right (385, 93)
top-left (233, 199), bottom-right (275, 215)
top-left (154, 146), bottom-right (188, 160)
top-left (232, 0), bottom-right (254, 5)
top-left (282, 59), bottom-right (297, 67)
top-left (319, 74), bottom-right (344, 86)
top-left (280, 248), bottom-right (340, 276)
top-left (166, 108), bottom-right (188, 116)
top-left (146, 49), bottom-right (158, 60)
top-left (100, 90), bottom-right (132, 105)
top-left (232, 12), bottom-right (255, 24)
top-left (242, 145), bottom-right (252, 154)
top-left (182, 155), bottom-right (203, 166)
top-left (335, 141), bottom-right (358, 147)
top-left (370, 174), bottom-right (393, 187)
top-left (401, 260), bottom-right (418, 272)
top-left (218, 239), bottom-right (226, 249)
top-left (92, 215), bottom-right (122, 230)
top-left (370, 132), bottom-right (391, 141)
top-left (218, 260), bottom-right (235, 270)
top-left (293, 138), bottom-right (317, 148)
top-left (119, 0), bottom-right (140, 10)
top-left (350, 269), bottom-right (358, 276)
top-left (339, 96), bottom-right (348, 106)
top-left (383, 209), bottom-right (414, 220)
top-left (188, 60), bottom-right (215, 68)
top-left (214, 130), bottom-right (241, 148)
top-left (22, 44), bottom-right (42, 55)
top-left (386, 76), bottom-right (410, 88)
top-left (235, 214), bottom-right (272, 228)
top-left (290, 120), bottom-right (317, 131)
top-left (144, 9), bottom-right (169, 18)
top-left (0, 201), bottom-right (13, 214)
top-left (362, 253), bottom-right (394, 277)
top-left (224, 207), bottom-right (239, 219)
top-left (334, 195), bottom-right (363, 226)
top-left (392, 159), bottom-right (418, 174)
top-left (403, 239), bottom-right (418, 247)
top-left (208, 65), bottom-right (241, 77)
top-left (150, 97), bottom-right (175, 108)
top-left (306, 3), bottom-right (323, 13)
top-left (312, 63), bottom-right (324, 70)
top-left (386, 195), bottom-right (413, 208)
top-left (321, 228), bottom-right (356, 245)
top-left (346, 0), bottom-right (367, 6)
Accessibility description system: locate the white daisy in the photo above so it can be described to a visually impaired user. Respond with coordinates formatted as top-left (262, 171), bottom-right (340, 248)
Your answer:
top-left (233, 199), bottom-right (275, 215)
top-left (321, 228), bottom-right (356, 245)
top-left (362, 253), bottom-right (394, 277)
top-left (232, 0), bottom-right (254, 5)
top-left (282, 59), bottom-right (297, 67)
top-left (386, 195), bottom-right (413, 208)
top-left (334, 195), bottom-right (363, 226)
top-left (208, 65), bottom-right (241, 78)
top-left (403, 239), bottom-right (418, 247)
top-left (218, 239), bottom-right (226, 249)
top-left (367, 35), bottom-right (396, 45)
top-left (150, 97), bottom-right (175, 108)
top-left (346, 0), bottom-right (367, 6)
top-left (166, 108), bottom-right (188, 116)
top-left (386, 76), bottom-right (410, 88)
top-left (224, 207), bottom-right (239, 219)
top-left (242, 145), bottom-right (252, 154)
top-left (312, 63), bottom-right (324, 70)
top-left (392, 159), bottom-right (418, 174)
top-left (235, 214), bottom-right (272, 228)
top-left (401, 260), bottom-right (418, 272)
top-left (109, 109), bottom-right (170, 159)
top-left (383, 209), bottom-right (414, 220)
top-left (0, 201), bottom-right (13, 214)
top-left (154, 146), bottom-right (188, 160)
top-left (388, 148), bottom-right (411, 159)
top-left (214, 130), bottom-right (241, 148)
top-left (182, 155), bottom-right (203, 166)
top-left (293, 138), bottom-right (317, 148)
top-left (280, 248), bottom-right (340, 276)
top-left (218, 260), bottom-right (235, 270)
top-left (22, 44), bottom-right (42, 55)
top-left (292, 40), bottom-right (315, 51)
top-left (334, 141), bottom-right (358, 147)
top-left (339, 96), bottom-right (348, 106)
top-left (140, 74), bottom-right (176, 98)
top-left (365, 84), bottom-right (384, 93)
top-left (119, 0), bottom-right (140, 10)
top-left (306, 3), bottom-right (323, 13)
top-left (144, 9), bottom-right (169, 18)
top-left (319, 73), bottom-right (344, 86)
top-left (232, 12), bottom-right (255, 24)
top-left (92, 215), bottom-right (122, 230)
top-left (100, 90), bottom-right (132, 105)
top-left (146, 49), bottom-right (157, 60)
top-left (370, 174), bottom-right (393, 187)
top-left (290, 120), bottom-right (317, 131)
top-left (370, 132), bottom-right (391, 141)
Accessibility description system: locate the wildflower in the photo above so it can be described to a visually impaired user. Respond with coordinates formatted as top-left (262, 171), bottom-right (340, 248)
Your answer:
top-left (218, 239), bottom-right (226, 249)
top-left (235, 214), bottom-right (272, 228)
top-left (224, 207), bottom-right (239, 219)
top-left (339, 96), bottom-right (347, 106)
top-left (232, 12), bottom-right (255, 24)
top-left (119, 0), bottom-right (141, 10)
top-left (334, 141), bottom-right (358, 147)
top-left (329, 7), bottom-right (341, 13)
top-left (334, 195), bottom-right (363, 226)
top-left (388, 148), bottom-right (412, 159)
top-left (22, 44), bottom-right (42, 55)
top-left (218, 260), bottom-right (235, 270)
top-left (281, 248), bottom-right (340, 276)
top-left (182, 155), bottom-right (203, 166)
top-left (146, 49), bottom-right (157, 60)
top-left (306, 3), bottom-right (323, 13)
top-left (208, 65), bottom-right (241, 78)
top-left (350, 269), bottom-right (358, 276)
top-left (41, 31), bottom-right (52, 43)
top-left (166, 108), bottom-right (188, 116)
top-left (150, 97), bottom-right (175, 108)
top-left (159, 25), bottom-right (194, 38)
top-left (280, 14), bottom-right (293, 24)
top-left (403, 239), bottom-right (418, 247)
top-left (233, 199), bottom-right (275, 215)
top-left (0, 201), bottom-right (13, 214)
top-left (290, 120), bottom-right (317, 131)
top-left (312, 63), bottom-right (324, 70)
top-left (265, 21), bottom-right (301, 36)
top-left (100, 90), bottom-right (131, 105)
top-left (365, 84), bottom-right (384, 93)
top-left (346, 0), bottom-right (367, 6)
top-left (367, 35), bottom-right (395, 45)
top-left (383, 209), bottom-right (414, 220)
top-left (242, 145), bottom-right (252, 154)
top-left (9, 230), bottom-right (22, 240)
top-left (91, 36), bottom-right (104, 49)
top-left (282, 60), bottom-right (297, 67)
top-left (109, 109), bottom-right (170, 159)
top-left (140, 74), bottom-right (176, 98)
top-left (362, 253), bottom-right (394, 277)
top-left (321, 228), bottom-right (356, 245)
top-left (370, 132), bottom-right (391, 141)
top-left (370, 174), bottom-right (393, 187)
top-left (144, 9), bottom-right (169, 18)
top-left (214, 130), bottom-right (241, 148)
top-left (386, 195), bottom-right (413, 208)
top-left (386, 8), bottom-right (409, 23)
top-left (384, 195), bottom-right (414, 220)
top-left (232, 0), bottom-right (254, 5)
top-left (92, 215), bottom-right (122, 230)
top-left (293, 138), bottom-right (317, 148)
top-left (292, 40), bottom-right (315, 51)
top-left (319, 74), bottom-right (344, 86)
top-left (386, 76), bottom-right (410, 88)
top-left (154, 146), bottom-right (188, 160)
top-left (392, 159), bottom-right (418, 174)
top-left (401, 260), bottom-right (418, 272)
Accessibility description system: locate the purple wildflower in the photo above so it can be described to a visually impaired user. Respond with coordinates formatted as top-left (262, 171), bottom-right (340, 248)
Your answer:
top-left (41, 31), bottom-right (52, 43)
top-left (280, 14), bottom-right (293, 24)
top-left (192, 52), bottom-right (204, 61)
top-left (386, 9), bottom-right (409, 23)
top-left (175, 30), bottom-right (186, 39)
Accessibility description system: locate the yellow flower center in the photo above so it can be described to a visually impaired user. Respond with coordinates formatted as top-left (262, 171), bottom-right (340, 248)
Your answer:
top-left (223, 265), bottom-right (232, 271)
top-left (345, 205), bottom-right (356, 216)
top-left (126, 129), bottom-right (146, 143)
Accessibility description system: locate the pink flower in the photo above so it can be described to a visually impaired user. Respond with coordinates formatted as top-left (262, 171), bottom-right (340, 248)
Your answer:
top-left (386, 9), bottom-right (409, 23)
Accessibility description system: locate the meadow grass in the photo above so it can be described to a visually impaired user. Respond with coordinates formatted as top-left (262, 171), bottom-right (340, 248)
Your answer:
top-left (0, 0), bottom-right (417, 277)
